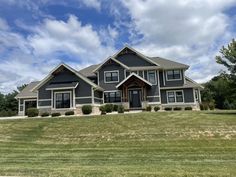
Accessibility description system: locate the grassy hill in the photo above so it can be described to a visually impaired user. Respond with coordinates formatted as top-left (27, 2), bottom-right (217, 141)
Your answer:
top-left (0, 111), bottom-right (235, 177)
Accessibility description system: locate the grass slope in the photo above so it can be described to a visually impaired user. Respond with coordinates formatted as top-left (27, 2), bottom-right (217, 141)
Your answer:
top-left (0, 111), bottom-right (235, 176)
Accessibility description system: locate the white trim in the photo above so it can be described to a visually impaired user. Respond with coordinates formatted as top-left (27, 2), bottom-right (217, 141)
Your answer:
top-left (147, 70), bottom-right (157, 85)
top-left (31, 63), bottom-right (103, 92)
top-left (38, 106), bottom-right (51, 108)
top-left (124, 69), bottom-right (126, 78)
top-left (193, 88), bottom-right (196, 103)
top-left (93, 57), bottom-right (130, 72)
top-left (198, 89), bottom-right (202, 103)
top-left (166, 90), bottom-right (184, 104)
top-left (147, 95), bottom-right (160, 98)
top-left (53, 91), bottom-right (72, 110)
top-left (51, 90), bottom-right (53, 109)
top-left (104, 70), bottom-right (120, 83)
top-left (165, 69), bottom-right (182, 81)
top-left (45, 83), bottom-right (78, 91)
top-left (91, 87), bottom-right (94, 104)
top-left (163, 70), bottom-right (166, 86)
top-left (112, 45), bottom-right (160, 66)
top-left (75, 96), bottom-right (92, 99)
top-left (73, 88), bottom-right (76, 108)
top-left (162, 102), bottom-right (197, 106)
top-left (148, 102), bottom-right (161, 105)
top-left (38, 99), bottom-right (52, 101)
top-left (116, 72), bottom-right (152, 88)
top-left (160, 86), bottom-right (199, 89)
top-left (94, 97), bottom-right (103, 100)
top-left (76, 103), bottom-right (102, 107)
top-left (97, 71), bottom-right (100, 86)
top-left (15, 96), bottom-right (37, 99)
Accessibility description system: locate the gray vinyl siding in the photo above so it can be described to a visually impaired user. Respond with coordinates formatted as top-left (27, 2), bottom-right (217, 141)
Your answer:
top-left (38, 100), bottom-right (51, 107)
top-left (38, 68), bottom-right (92, 103)
top-left (116, 53), bottom-right (155, 67)
top-left (147, 97), bottom-right (160, 102)
top-left (94, 90), bottom-right (103, 104)
top-left (160, 88), bottom-right (194, 104)
top-left (98, 60), bottom-right (125, 91)
top-left (76, 98), bottom-right (92, 104)
top-left (159, 70), bottom-right (184, 87)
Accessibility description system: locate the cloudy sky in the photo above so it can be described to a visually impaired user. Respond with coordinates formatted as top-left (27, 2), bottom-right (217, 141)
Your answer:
top-left (0, 0), bottom-right (236, 93)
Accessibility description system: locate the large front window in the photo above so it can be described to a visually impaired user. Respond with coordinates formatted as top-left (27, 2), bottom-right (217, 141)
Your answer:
top-left (148, 71), bottom-right (157, 85)
top-left (55, 92), bottom-right (71, 109)
top-left (167, 90), bottom-right (184, 103)
top-left (166, 70), bottom-right (181, 80)
top-left (105, 71), bottom-right (119, 83)
top-left (104, 91), bottom-right (121, 103)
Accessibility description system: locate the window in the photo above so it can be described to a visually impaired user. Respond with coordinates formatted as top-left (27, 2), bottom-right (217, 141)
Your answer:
top-left (104, 71), bottom-right (119, 83)
top-left (167, 90), bottom-right (184, 103)
top-left (104, 91), bottom-right (121, 103)
top-left (148, 71), bottom-right (157, 85)
top-left (55, 92), bottom-right (71, 109)
top-left (166, 70), bottom-right (181, 80)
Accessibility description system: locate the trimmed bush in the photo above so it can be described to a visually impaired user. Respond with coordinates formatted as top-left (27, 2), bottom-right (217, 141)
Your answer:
top-left (41, 112), bottom-right (49, 117)
top-left (209, 102), bottom-right (215, 110)
top-left (154, 106), bottom-right (160, 112)
top-left (0, 110), bottom-right (17, 117)
top-left (124, 109), bottom-right (130, 112)
top-left (146, 105), bottom-right (152, 112)
top-left (113, 105), bottom-right (118, 112)
top-left (173, 107), bottom-right (182, 111)
top-left (105, 104), bottom-right (114, 113)
top-left (82, 105), bottom-right (92, 115)
top-left (65, 111), bottom-right (74, 116)
top-left (26, 108), bottom-right (39, 117)
top-left (200, 103), bottom-right (208, 110)
top-left (99, 106), bottom-right (106, 115)
top-left (164, 107), bottom-right (172, 111)
top-left (117, 105), bottom-right (124, 113)
top-left (185, 107), bottom-right (192, 111)
top-left (51, 112), bottom-right (61, 117)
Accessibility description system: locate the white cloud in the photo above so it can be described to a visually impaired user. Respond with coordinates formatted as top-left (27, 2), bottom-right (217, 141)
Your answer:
top-left (120, 0), bottom-right (236, 82)
top-left (0, 18), bottom-right (9, 30)
top-left (79, 0), bottom-right (101, 11)
top-left (0, 15), bottom-right (116, 93)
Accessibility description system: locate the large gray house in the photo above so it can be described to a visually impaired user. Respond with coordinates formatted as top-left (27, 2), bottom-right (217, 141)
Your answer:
top-left (16, 46), bottom-right (203, 116)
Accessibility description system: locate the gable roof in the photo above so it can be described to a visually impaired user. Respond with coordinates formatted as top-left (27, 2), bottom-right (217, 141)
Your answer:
top-left (79, 64), bottom-right (99, 77)
top-left (93, 57), bottom-right (130, 73)
top-left (113, 45), bottom-right (159, 66)
top-left (15, 81), bottom-right (40, 99)
top-left (116, 72), bottom-right (152, 88)
top-left (149, 57), bottom-right (189, 69)
top-left (32, 63), bottom-right (103, 92)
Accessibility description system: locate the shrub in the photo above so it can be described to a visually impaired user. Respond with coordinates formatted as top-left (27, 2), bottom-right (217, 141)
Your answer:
top-left (41, 112), bottom-right (49, 117)
top-left (51, 112), bottom-right (61, 117)
top-left (65, 111), bottom-right (74, 116)
top-left (208, 102), bottom-right (215, 110)
top-left (173, 107), bottom-right (182, 111)
top-left (124, 109), bottom-right (130, 112)
top-left (82, 105), bottom-right (92, 115)
top-left (164, 107), bottom-right (172, 111)
top-left (200, 103), bottom-right (208, 110)
top-left (0, 110), bottom-right (16, 117)
top-left (154, 106), bottom-right (160, 112)
top-left (26, 108), bottom-right (39, 117)
top-left (185, 107), bottom-right (192, 111)
top-left (117, 105), bottom-right (124, 113)
top-left (105, 104), bottom-right (114, 113)
top-left (146, 105), bottom-right (152, 112)
top-left (99, 106), bottom-right (106, 115)
top-left (113, 105), bottom-right (118, 112)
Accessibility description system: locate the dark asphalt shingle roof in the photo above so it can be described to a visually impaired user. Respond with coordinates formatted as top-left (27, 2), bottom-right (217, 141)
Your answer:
top-left (149, 57), bottom-right (189, 69)
top-left (79, 64), bottom-right (99, 77)
top-left (15, 81), bottom-right (39, 98)
top-left (46, 82), bottom-right (78, 90)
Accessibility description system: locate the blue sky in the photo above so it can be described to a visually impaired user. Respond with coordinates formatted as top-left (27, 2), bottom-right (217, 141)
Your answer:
top-left (0, 0), bottom-right (236, 93)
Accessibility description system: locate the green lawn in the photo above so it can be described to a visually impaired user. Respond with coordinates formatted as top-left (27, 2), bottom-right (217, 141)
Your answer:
top-left (0, 111), bottom-right (235, 177)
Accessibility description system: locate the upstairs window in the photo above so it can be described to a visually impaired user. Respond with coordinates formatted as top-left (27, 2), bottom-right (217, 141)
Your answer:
top-left (166, 70), bottom-right (181, 80)
top-left (148, 71), bottom-right (157, 85)
top-left (167, 90), bottom-right (184, 103)
top-left (104, 71), bottom-right (119, 83)
top-left (104, 91), bottom-right (121, 103)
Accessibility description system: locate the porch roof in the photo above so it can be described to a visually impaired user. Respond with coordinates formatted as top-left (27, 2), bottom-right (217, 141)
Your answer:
top-left (46, 82), bottom-right (79, 90)
top-left (116, 73), bottom-right (152, 89)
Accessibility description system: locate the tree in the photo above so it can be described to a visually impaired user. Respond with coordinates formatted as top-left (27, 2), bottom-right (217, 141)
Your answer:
top-left (216, 38), bottom-right (236, 75)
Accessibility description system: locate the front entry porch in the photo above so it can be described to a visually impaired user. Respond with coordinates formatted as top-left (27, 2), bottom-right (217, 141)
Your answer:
top-left (116, 73), bottom-right (152, 109)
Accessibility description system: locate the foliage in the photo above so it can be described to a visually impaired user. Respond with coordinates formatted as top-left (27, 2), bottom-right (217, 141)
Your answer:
top-left (41, 112), bottom-right (50, 117)
top-left (65, 111), bottom-right (75, 116)
top-left (173, 107), bottom-right (182, 111)
top-left (51, 113), bottom-right (61, 117)
top-left (200, 103), bottom-right (208, 110)
top-left (164, 107), bottom-right (172, 111)
top-left (113, 105), bottom-right (118, 112)
top-left (185, 107), bottom-right (192, 111)
top-left (208, 102), bottom-right (215, 110)
top-left (154, 106), bottom-right (160, 112)
top-left (146, 105), bottom-right (152, 112)
top-left (117, 105), bottom-right (124, 113)
top-left (26, 108), bottom-right (39, 117)
top-left (104, 104), bottom-right (114, 113)
top-left (99, 106), bottom-right (106, 115)
top-left (82, 105), bottom-right (92, 115)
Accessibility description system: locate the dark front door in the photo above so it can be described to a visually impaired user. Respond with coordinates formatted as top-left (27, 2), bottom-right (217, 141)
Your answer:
top-left (129, 89), bottom-right (141, 108)
top-left (24, 100), bottom-right (37, 115)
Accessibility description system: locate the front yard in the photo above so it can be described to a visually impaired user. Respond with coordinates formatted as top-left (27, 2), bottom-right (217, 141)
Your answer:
top-left (0, 111), bottom-right (235, 176)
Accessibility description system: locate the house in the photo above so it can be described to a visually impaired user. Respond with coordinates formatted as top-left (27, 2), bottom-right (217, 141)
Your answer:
top-left (15, 46), bottom-right (203, 116)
